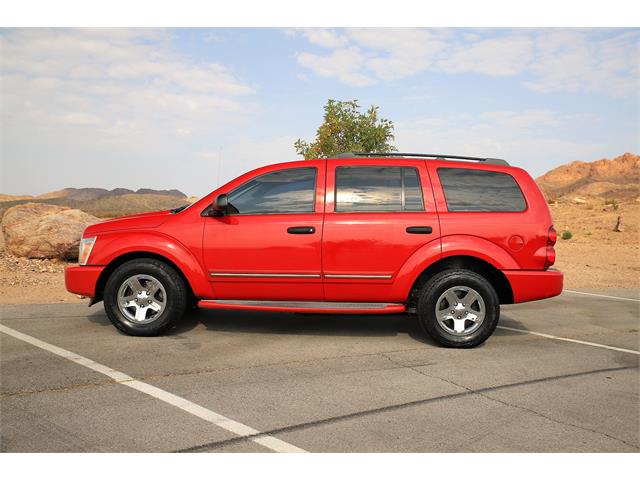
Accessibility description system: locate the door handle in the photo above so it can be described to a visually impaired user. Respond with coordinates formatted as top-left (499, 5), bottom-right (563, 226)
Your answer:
top-left (406, 226), bottom-right (433, 234)
top-left (287, 226), bottom-right (316, 234)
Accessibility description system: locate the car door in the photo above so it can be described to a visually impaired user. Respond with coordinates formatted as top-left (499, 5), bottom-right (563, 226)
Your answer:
top-left (322, 158), bottom-right (441, 303)
top-left (202, 161), bottom-right (326, 301)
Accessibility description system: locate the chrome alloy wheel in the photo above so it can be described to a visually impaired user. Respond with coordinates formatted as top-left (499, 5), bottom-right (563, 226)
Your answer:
top-left (117, 274), bottom-right (167, 324)
top-left (435, 286), bottom-right (486, 336)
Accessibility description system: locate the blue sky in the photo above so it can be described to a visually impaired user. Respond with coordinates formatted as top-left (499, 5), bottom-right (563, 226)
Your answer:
top-left (1, 28), bottom-right (638, 196)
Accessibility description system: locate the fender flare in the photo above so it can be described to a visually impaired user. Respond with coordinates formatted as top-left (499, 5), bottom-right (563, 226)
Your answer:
top-left (440, 235), bottom-right (520, 270)
top-left (390, 234), bottom-right (519, 300)
top-left (89, 231), bottom-right (212, 298)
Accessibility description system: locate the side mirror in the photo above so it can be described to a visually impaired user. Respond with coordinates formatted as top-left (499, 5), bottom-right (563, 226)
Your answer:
top-left (212, 193), bottom-right (229, 216)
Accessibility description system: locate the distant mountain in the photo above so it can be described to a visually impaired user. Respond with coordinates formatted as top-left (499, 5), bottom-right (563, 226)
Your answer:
top-left (536, 152), bottom-right (640, 201)
top-left (135, 188), bottom-right (186, 197)
top-left (36, 187), bottom-right (186, 202)
top-left (0, 187), bottom-right (188, 218)
top-left (0, 194), bottom-right (34, 202)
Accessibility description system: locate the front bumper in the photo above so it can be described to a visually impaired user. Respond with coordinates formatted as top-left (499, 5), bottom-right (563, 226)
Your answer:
top-left (503, 268), bottom-right (564, 303)
top-left (65, 265), bottom-right (105, 298)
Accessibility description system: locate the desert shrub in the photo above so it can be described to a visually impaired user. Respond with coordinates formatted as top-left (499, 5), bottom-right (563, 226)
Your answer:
top-left (605, 198), bottom-right (619, 211)
top-left (561, 230), bottom-right (573, 240)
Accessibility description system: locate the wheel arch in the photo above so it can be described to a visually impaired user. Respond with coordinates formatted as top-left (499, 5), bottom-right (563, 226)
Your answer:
top-left (407, 255), bottom-right (514, 308)
top-left (92, 251), bottom-right (198, 305)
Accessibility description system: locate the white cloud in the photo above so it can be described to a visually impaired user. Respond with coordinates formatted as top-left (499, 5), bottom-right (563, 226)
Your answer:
top-left (524, 30), bottom-right (639, 97)
top-left (0, 28), bottom-right (255, 138)
top-left (297, 28), bottom-right (347, 49)
top-left (293, 28), bottom-right (448, 87)
top-left (395, 110), bottom-right (604, 177)
top-left (296, 46), bottom-right (375, 87)
top-left (439, 36), bottom-right (534, 76)
top-left (345, 28), bottom-right (448, 81)
top-left (291, 28), bottom-right (639, 98)
top-left (0, 28), bottom-right (257, 196)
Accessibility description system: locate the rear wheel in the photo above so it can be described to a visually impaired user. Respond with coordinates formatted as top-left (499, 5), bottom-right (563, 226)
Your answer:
top-left (104, 259), bottom-right (187, 336)
top-left (417, 269), bottom-right (499, 348)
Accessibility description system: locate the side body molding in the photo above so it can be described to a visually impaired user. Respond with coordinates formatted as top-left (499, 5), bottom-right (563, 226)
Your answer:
top-left (88, 231), bottom-right (213, 298)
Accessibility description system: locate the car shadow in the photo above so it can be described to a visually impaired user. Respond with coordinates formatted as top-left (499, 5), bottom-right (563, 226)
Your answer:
top-left (494, 314), bottom-right (530, 335)
top-left (182, 308), bottom-right (439, 346)
top-left (85, 305), bottom-right (523, 346)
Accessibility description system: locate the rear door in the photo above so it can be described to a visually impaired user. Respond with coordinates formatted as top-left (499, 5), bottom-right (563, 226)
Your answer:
top-left (322, 159), bottom-right (441, 302)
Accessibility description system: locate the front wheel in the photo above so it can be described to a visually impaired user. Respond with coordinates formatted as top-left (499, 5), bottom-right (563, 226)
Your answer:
top-left (104, 259), bottom-right (187, 336)
top-left (417, 269), bottom-right (500, 348)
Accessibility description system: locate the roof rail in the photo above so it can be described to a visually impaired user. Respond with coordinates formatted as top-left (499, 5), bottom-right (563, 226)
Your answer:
top-left (330, 152), bottom-right (510, 166)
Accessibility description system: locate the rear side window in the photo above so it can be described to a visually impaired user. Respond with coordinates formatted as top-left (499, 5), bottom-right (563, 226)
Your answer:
top-left (228, 167), bottom-right (316, 214)
top-left (335, 166), bottom-right (425, 212)
top-left (437, 168), bottom-right (526, 212)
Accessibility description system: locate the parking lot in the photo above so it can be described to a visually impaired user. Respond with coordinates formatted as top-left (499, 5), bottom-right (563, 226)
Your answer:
top-left (1, 289), bottom-right (638, 452)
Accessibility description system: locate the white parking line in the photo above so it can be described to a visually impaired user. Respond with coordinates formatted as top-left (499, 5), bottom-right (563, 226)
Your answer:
top-left (497, 325), bottom-right (640, 355)
top-left (563, 289), bottom-right (640, 302)
top-left (0, 324), bottom-right (306, 453)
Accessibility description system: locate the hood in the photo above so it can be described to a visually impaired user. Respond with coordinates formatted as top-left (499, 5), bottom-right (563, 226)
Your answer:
top-left (84, 210), bottom-right (172, 235)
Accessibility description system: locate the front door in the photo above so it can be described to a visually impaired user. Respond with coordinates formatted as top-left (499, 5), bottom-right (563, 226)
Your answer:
top-left (322, 158), bottom-right (441, 303)
top-left (202, 161), bottom-right (326, 301)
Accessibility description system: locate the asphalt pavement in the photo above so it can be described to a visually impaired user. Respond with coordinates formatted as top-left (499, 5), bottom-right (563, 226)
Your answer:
top-left (1, 289), bottom-right (638, 452)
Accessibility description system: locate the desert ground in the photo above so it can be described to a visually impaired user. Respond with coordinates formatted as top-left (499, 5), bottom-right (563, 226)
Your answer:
top-left (1, 199), bottom-right (637, 305)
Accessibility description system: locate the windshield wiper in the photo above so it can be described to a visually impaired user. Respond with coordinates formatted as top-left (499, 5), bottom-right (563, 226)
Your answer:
top-left (170, 204), bottom-right (189, 214)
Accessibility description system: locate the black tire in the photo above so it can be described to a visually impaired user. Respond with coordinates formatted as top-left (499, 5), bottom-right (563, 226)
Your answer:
top-left (416, 269), bottom-right (500, 348)
top-left (104, 258), bottom-right (187, 336)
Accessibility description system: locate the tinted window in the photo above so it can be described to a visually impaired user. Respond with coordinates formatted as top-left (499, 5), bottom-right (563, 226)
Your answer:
top-left (403, 168), bottom-right (424, 211)
top-left (438, 168), bottom-right (526, 212)
top-left (335, 166), bottom-right (424, 212)
top-left (228, 167), bottom-right (316, 214)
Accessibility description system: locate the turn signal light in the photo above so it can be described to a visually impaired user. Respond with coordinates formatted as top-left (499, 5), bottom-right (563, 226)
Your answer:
top-left (78, 236), bottom-right (96, 266)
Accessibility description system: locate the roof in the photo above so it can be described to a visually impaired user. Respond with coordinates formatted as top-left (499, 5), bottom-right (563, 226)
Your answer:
top-left (329, 152), bottom-right (509, 166)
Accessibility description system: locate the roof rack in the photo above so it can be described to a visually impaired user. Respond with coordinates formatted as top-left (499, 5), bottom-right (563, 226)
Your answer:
top-left (330, 152), bottom-right (510, 166)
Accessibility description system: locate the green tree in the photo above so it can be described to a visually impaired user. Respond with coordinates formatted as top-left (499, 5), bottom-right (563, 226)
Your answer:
top-left (294, 99), bottom-right (396, 159)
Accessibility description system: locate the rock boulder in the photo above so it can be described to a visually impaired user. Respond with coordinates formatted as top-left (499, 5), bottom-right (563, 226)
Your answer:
top-left (1, 203), bottom-right (100, 259)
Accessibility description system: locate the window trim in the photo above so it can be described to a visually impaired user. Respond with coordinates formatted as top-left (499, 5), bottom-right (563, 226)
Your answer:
top-left (437, 167), bottom-right (528, 213)
top-left (334, 165), bottom-right (426, 213)
top-left (226, 166), bottom-right (318, 216)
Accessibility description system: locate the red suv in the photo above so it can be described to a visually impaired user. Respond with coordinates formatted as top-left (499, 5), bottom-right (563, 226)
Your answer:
top-left (65, 153), bottom-right (563, 347)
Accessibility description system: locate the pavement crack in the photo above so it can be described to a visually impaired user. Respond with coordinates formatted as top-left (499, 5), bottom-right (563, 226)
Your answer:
top-left (129, 347), bottom-right (431, 383)
top-left (1, 380), bottom-right (116, 397)
top-left (173, 365), bottom-right (637, 453)
top-left (379, 353), bottom-right (639, 450)
top-left (478, 390), bottom-right (639, 450)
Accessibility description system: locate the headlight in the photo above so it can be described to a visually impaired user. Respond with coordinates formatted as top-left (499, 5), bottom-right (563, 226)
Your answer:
top-left (78, 237), bottom-right (96, 265)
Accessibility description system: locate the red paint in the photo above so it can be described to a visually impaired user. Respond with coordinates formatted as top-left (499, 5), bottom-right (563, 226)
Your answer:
top-left (65, 156), bottom-right (563, 310)
top-left (65, 265), bottom-right (104, 297)
top-left (504, 269), bottom-right (563, 303)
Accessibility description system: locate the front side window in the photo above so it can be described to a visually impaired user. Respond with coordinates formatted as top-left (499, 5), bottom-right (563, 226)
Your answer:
top-left (228, 167), bottom-right (316, 214)
top-left (437, 168), bottom-right (526, 212)
top-left (335, 166), bottom-right (425, 212)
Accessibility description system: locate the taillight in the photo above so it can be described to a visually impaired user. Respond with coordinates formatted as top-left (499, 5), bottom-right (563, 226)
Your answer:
top-left (544, 226), bottom-right (557, 269)
top-left (548, 226), bottom-right (557, 246)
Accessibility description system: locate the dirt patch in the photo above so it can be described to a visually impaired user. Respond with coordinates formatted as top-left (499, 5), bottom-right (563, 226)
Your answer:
top-left (550, 199), bottom-right (639, 289)
top-left (0, 253), bottom-right (84, 305)
top-left (0, 198), bottom-right (637, 305)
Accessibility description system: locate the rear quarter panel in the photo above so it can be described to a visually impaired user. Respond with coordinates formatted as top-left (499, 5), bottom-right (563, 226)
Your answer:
top-left (426, 161), bottom-right (552, 270)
